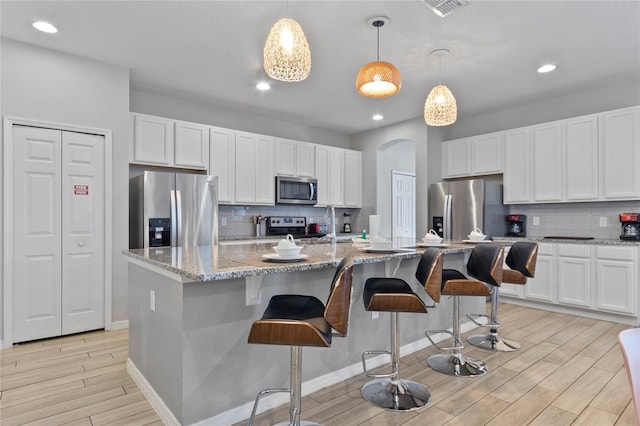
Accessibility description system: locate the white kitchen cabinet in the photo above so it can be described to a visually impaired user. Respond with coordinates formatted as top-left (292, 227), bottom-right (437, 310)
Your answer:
top-left (275, 138), bottom-right (315, 178)
top-left (275, 138), bottom-right (297, 176)
top-left (595, 246), bottom-right (637, 315)
top-left (315, 146), bottom-right (329, 206)
top-left (344, 149), bottom-right (362, 208)
top-left (132, 113), bottom-right (174, 166)
top-left (557, 244), bottom-right (592, 308)
top-left (503, 128), bottom-right (531, 204)
top-left (565, 115), bottom-right (599, 201)
top-left (296, 141), bottom-right (315, 178)
top-left (442, 138), bottom-right (471, 178)
top-left (523, 243), bottom-right (555, 302)
top-left (234, 132), bottom-right (275, 205)
top-left (209, 126), bottom-right (236, 204)
top-left (174, 120), bottom-right (209, 169)
top-left (532, 122), bottom-right (563, 202)
top-left (328, 148), bottom-right (345, 207)
top-left (315, 145), bottom-right (353, 207)
top-left (600, 106), bottom-right (640, 200)
top-left (472, 133), bottom-right (503, 175)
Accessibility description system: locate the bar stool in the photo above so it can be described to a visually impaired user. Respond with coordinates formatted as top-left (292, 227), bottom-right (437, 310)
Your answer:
top-left (360, 248), bottom-right (444, 411)
top-left (425, 244), bottom-right (503, 377)
top-left (247, 256), bottom-right (355, 426)
top-left (467, 242), bottom-right (538, 352)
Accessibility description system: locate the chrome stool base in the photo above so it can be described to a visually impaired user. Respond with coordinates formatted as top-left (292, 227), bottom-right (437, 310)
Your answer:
top-left (467, 333), bottom-right (520, 352)
top-left (361, 378), bottom-right (431, 411)
top-left (427, 353), bottom-right (487, 377)
top-left (273, 422), bottom-right (320, 426)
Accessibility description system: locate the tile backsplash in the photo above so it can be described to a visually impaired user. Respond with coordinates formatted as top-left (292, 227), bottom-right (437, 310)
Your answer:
top-left (508, 201), bottom-right (640, 239)
top-left (218, 204), bottom-right (374, 238)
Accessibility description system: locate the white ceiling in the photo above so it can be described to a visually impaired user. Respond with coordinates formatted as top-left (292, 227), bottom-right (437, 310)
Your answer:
top-left (2, 0), bottom-right (639, 135)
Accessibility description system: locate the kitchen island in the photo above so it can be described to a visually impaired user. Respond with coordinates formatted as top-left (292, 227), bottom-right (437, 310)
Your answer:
top-left (124, 241), bottom-right (481, 425)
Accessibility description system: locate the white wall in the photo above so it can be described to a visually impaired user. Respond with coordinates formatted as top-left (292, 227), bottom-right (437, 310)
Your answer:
top-left (1, 38), bottom-right (131, 339)
top-left (130, 89), bottom-right (351, 149)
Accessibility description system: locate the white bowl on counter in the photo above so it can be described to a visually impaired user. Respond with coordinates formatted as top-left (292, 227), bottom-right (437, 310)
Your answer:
top-left (273, 246), bottom-right (303, 258)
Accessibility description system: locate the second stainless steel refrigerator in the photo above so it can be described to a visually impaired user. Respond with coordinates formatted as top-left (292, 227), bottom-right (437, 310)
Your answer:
top-left (429, 179), bottom-right (507, 240)
top-left (129, 171), bottom-right (218, 249)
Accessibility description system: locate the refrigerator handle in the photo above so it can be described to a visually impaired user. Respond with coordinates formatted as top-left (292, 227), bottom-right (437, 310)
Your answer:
top-left (309, 182), bottom-right (315, 201)
top-left (170, 190), bottom-right (178, 246)
top-left (176, 190), bottom-right (183, 246)
top-left (444, 194), bottom-right (452, 240)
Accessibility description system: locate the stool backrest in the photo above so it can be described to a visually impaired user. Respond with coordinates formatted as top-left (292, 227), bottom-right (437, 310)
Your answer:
top-left (415, 248), bottom-right (444, 303)
top-left (506, 242), bottom-right (538, 278)
top-left (618, 328), bottom-right (640, 422)
top-left (466, 244), bottom-right (504, 287)
top-left (325, 256), bottom-right (355, 337)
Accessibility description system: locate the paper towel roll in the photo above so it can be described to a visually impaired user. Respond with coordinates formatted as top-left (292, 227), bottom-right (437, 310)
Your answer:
top-left (369, 215), bottom-right (381, 238)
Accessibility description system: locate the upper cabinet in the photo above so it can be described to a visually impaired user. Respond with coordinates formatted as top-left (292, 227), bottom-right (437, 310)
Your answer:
top-left (344, 149), bottom-right (362, 208)
top-left (235, 132), bottom-right (275, 205)
top-left (442, 133), bottom-right (502, 178)
top-left (209, 126), bottom-right (236, 204)
top-left (502, 105), bottom-right (640, 204)
top-left (600, 106), bottom-right (640, 200)
top-left (131, 113), bottom-right (208, 169)
top-left (315, 146), bottom-right (361, 208)
top-left (275, 138), bottom-right (315, 178)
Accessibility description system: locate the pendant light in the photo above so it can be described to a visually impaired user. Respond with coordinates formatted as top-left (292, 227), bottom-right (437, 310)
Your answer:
top-left (424, 49), bottom-right (457, 126)
top-left (263, 11), bottom-right (311, 82)
top-left (356, 17), bottom-right (402, 98)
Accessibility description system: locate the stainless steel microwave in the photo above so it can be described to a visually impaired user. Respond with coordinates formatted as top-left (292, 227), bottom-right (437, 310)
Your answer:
top-left (276, 176), bottom-right (318, 205)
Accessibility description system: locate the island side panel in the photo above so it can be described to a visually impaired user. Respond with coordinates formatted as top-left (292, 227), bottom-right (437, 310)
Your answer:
top-left (128, 262), bottom-right (185, 423)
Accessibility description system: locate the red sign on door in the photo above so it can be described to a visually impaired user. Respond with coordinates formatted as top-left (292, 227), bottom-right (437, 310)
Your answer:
top-left (73, 185), bottom-right (89, 195)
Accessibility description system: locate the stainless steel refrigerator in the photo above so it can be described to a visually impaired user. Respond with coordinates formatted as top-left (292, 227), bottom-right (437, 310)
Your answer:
top-left (129, 171), bottom-right (218, 249)
top-left (429, 179), bottom-right (507, 240)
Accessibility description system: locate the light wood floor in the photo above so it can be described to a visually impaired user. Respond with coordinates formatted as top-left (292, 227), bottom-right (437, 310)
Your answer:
top-left (1, 304), bottom-right (637, 426)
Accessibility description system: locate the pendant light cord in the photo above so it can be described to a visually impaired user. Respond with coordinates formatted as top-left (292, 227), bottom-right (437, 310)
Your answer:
top-left (376, 25), bottom-right (380, 61)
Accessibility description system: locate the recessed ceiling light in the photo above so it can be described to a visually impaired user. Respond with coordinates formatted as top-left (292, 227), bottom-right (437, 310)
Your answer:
top-left (537, 64), bottom-right (556, 73)
top-left (256, 82), bottom-right (271, 91)
top-left (372, 114), bottom-right (384, 121)
top-left (33, 21), bottom-right (58, 34)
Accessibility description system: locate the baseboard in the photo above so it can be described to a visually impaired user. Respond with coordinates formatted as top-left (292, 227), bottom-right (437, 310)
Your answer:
top-left (127, 358), bottom-right (180, 426)
top-left (199, 321), bottom-right (480, 425)
top-left (111, 320), bottom-right (129, 330)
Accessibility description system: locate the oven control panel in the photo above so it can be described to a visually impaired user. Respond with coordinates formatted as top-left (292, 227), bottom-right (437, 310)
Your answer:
top-left (267, 216), bottom-right (306, 228)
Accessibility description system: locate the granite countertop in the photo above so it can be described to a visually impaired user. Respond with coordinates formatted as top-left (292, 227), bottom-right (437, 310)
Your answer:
top-left (492, 236), bottom-right (640, 246)
top-left (123, 240), bottom-right (473, 282)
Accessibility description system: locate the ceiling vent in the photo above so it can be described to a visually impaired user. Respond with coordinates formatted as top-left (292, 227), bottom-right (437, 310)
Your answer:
top-left (422, 0), bottom-right (471, 17)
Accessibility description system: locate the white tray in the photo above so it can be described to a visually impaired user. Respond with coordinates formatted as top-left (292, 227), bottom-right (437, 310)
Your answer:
top-left (262, 254), bottom-right (309, 262)
top-left (417, 243), bottom-right (449, 248)
top-left (462, 239), bottom-right (493, 244)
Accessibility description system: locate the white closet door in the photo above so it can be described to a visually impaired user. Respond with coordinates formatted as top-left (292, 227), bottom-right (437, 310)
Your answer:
top-left (13, 126), bottom-right (63, 342)
top-left (62, 131), bottom-right (105, 334)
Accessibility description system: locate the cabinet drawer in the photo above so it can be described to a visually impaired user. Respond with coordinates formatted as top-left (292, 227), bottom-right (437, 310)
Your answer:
top-left (557, 244), bottom-right (590, 257)
top-left (596, 246), bottom-right (636, 261)
top-left (537, 243), bottom-right (553, 256)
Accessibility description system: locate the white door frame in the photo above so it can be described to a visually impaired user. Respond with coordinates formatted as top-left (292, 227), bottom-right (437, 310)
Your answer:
top-left (3, 116), bottom-right (113, 348)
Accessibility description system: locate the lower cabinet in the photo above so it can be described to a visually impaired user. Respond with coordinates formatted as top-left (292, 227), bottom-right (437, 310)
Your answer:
top-left (500, 242), bottom-right (639, 319)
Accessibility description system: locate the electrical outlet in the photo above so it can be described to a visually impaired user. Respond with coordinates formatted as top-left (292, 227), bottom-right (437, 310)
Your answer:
top-left (371, 311), bottom-right (379, 319)
top-left (533, 216), bottom-right (540, 226)
top-left (309, 217), bottom-right (314, 223)
top-left (150, 290), bottom-right (156, 312)
top-left (599, 217), bottom-right (607, 227)
top-left (221, 217), bottom-right (227, 226)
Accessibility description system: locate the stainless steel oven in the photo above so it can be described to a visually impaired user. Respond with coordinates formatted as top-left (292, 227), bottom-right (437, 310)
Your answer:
top-left (276, 176), bottom-right (318, 205)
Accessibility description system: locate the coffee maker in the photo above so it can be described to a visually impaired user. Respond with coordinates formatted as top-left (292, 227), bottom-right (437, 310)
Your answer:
top-left (506, 214), bottom-right (526, 237)
top-left (620, 213), bottom-right (640, 240)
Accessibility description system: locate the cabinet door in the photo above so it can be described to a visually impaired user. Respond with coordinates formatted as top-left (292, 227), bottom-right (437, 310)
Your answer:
top-left (234, 132), bottom-right (257, 203)
top-left (443, 139), bottom-right (471, 178)
top-left (524, 245), bottom-right (555, 302)
top-left (472, 133), bottom-right (503, 175)
top-left (532, 123), bottom-right (563, 202)
top-left (209, 127), bottom-right (235, 204)
top-left (132, 114), bottom-right (173, 165)
top-left (503, 128), bottom-right (531, 203)
top-left (500, 247), bottom-right (523, 298)
top-left (595, 246), bottom-right (636, 315)
top-left (557, 244), bottom-right (591, 308)
top-left (296, 142), bottom-right (315, 178)
top-left (328, 148), bottom-right (345, 207)
top-left (601, 106), bottom-right (640, 199)
top-left (174, 121), bottom-right (209, 169)
top-left (275, 138), bottom-right (296, 176)
top-left (315, 146), bottom-right (329, 207)
top-left (255, 135), bottom-right (275, 205)
top-left (565, 115), bottom-right (599, 201)
top-left (344, 150), bottom-right (362, 208)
